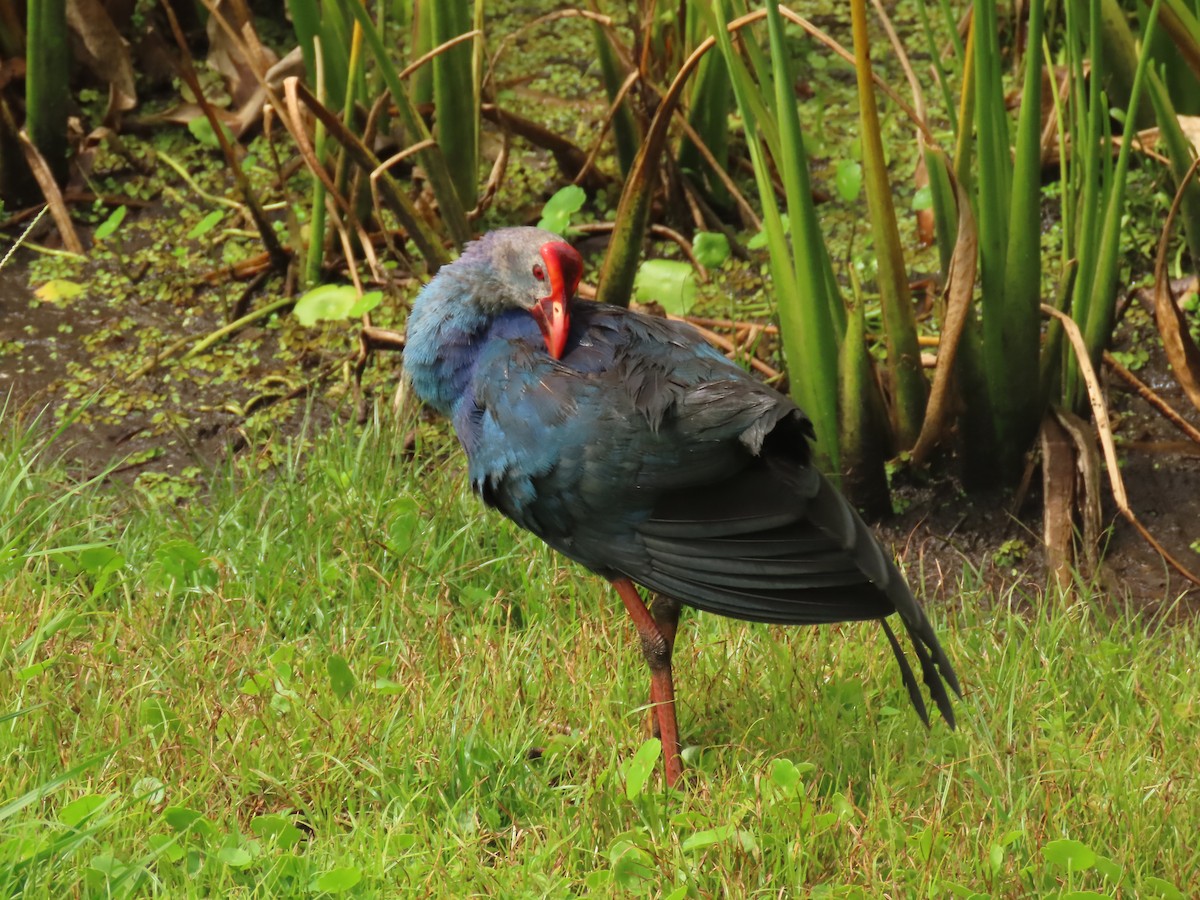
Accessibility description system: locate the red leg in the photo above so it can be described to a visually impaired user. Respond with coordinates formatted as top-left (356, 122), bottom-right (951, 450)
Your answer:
top-left (612, 578), bottom-right (683, 787)
top-left (648, 595), bottom-right (681, 741)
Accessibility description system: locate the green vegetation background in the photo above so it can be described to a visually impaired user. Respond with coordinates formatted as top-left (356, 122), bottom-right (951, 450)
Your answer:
top-left (1, 411), bottom-right (1196, 896)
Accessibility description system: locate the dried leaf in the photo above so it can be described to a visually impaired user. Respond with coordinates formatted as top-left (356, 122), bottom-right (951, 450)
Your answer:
top-left (66, 0), bottom-right (137, 115)
top-left (1153, 156), bottom-right (1200, 414)
top-left (910, 151), bottom-right (977, 466)
top-left (1040, 412), bottom-right (1077, 589)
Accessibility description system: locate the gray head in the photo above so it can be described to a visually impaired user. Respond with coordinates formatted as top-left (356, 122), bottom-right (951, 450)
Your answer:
top-left (452, 227), bottom-right (584, 358)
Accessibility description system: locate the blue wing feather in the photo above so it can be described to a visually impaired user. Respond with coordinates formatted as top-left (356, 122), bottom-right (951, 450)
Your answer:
top-left (403, 231), bottom-right (959, 729)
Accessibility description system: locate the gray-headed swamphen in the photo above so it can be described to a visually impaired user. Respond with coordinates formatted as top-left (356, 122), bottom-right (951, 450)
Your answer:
top-left (403, 227), bottom-right (961, 786)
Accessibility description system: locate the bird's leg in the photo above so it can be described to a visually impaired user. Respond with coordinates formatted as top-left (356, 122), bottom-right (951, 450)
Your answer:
top-left (612, 578), bottom-right (683, 787)
top-left (648, 594), bottom-right (681, 741)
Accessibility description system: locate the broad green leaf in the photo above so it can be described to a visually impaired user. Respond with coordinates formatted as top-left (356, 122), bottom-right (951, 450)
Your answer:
top-left (155, 539), bottom-right (205, 581)
top-left (835, 159), bottom-right (863, 202)
top-left (633, 259), bottom-right (696, 316)
top-left (747, 214), bottom-right (789, 249)
top-left (59, 793), bottom-right (110, 828)
top-left (387, 833), bottom-right (417, 853)
top-left (188, 117), bottom-right (234, 149)
top-left (813, 811), bottom-right (839, 833)
top-left (88, 853), bottom-right (127, 876)
top-left (347, 290), bottom-right (382, 318)
top-left (148, 833), bottom-right (185, 863)
top-left (294, 285), bottom-right (360, 326)
top-left (372, 678), bottom-right (404, 695)
top-left (310, 866), bottom-right (363, 893)
top-left (831, 792), bottom-right (855, 821)
top-left (388, 497), bottom-right (420, 554)
top-left (1141, 876), bottom-right (1186, 900)
top-left (251, 814), bottom-right (305, 850)
top-left (608, 839), bottom-right (654, 889)
top-left (1093, 854), bottom-right (1122, 884)
top-left (1042, 838), bottom-right (1097, 871)
top-left (537, 185), bottom-right (587, 235)
top-left (269, 645), bottom-right (295, 667)
top-left (769, 757), bottom-right (812, 792)
top-left (18, 660), bottom-right (53, 681)
top-left (78, 545), bottom-right (120, 575)
top-left (681, 823), bottom-right (736, 852)
top-left (584, 869), bottom-right (613, 889)
top-left (239, 672), bottom-right (271, 697)
top-left (140, 697), bottom-right (178, 739)
top-left (624, 738), bottom-right (661, 800)
top-left (988, 844), bottom-right (1004, 877)
top-left (326, 655), bottom-right (355, 700)
top-left (693, 231), bottom-right (730, 268)
top-left (163, 806), bottom-right (216, 838)
top-left (133, 777), bottom-right (165, 805)
top-left (218, 846), bottom-right (253, 868)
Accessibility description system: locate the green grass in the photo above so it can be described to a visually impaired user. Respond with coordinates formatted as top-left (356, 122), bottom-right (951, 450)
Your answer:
top-left (1, 406), bottom-right (1197, 898)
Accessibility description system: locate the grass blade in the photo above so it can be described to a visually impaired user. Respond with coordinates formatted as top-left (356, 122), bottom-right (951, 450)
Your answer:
top-left (1079, 0), bottom-right (1162, 374)
top-left (592, 21), bottom-right (640, 176)
top-left (850, 0), bottom-right (926, 450)
top-left (24, 0), bottom-right (69, 184)
top-left (431, 0), bottom-right (479, 211)
top-left (994, 0), bottom-right (1046, 471)
top-left (347, 0), bottom-right (471, 246)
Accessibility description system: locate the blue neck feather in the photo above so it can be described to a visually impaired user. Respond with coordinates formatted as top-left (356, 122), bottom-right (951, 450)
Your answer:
top-left (404, 269), bottom-right (539, 416)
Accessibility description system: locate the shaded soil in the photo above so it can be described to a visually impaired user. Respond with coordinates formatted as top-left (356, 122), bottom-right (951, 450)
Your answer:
top-left (0, 212), bottom-right (378, 488)
top-left (878, 301), bottom-right (1200, 616)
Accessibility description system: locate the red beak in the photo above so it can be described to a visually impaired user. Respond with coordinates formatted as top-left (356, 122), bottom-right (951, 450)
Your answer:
top-left (533, 240), bottom-right (583, 360)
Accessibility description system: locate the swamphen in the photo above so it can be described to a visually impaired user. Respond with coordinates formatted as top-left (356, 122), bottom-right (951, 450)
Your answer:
top-left (404, 227), bottom-right (961, 786)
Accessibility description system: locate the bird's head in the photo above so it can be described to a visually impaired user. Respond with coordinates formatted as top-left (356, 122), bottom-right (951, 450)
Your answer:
top-left (456, 227), bottom-right (584, 359)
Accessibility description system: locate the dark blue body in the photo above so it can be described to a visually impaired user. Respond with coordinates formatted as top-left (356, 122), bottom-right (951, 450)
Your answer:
top-left (401, 228), bottom-right (960, 727)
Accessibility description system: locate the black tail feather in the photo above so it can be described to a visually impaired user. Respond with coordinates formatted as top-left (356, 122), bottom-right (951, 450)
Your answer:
top-left (880, 618), bottom-right (930, 727)
top-left (902, 618), bottom-right (958, 729)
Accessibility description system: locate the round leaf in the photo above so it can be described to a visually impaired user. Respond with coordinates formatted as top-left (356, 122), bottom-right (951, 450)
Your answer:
top-left (1141, 876), bottom-right (1185, 900)
top-left (537, 185), bottom-right (587, 235)
top-left (347, 290), bottom-right (383, 318)
top-left (633, 259), bottom-right (697, 316)
top-left (59, 794), bottom-right (111, 828)
top-left (835, 159), bottom-right (863, 202)
top-left (294, 285), bottom-right (359, 326)
top-left (133, 776), bottom-right (166, 806)
top-left (1042, 838), bottom-right (1097, 872)
top-left (217, 846), bottom-right (253, 868)
top-left (693, 231), bottom-right (730, 268)
top-left (310, 866), bottom-right (363, 893)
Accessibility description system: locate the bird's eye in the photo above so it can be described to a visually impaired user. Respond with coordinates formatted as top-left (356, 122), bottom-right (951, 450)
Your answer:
top-left (532, 264), bottom-right (546, 281)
